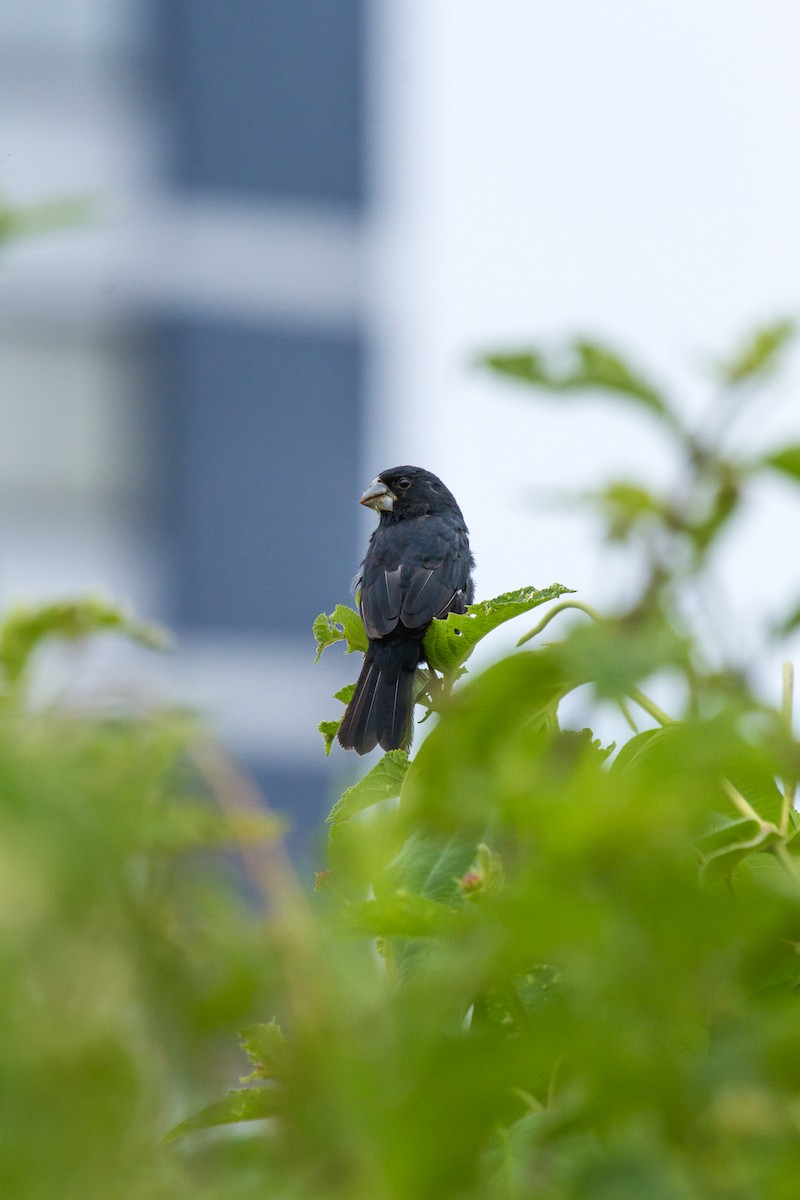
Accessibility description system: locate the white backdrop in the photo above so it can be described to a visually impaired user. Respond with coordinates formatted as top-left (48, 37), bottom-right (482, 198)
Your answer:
top-left (366, 0), bottom-right (800, 709)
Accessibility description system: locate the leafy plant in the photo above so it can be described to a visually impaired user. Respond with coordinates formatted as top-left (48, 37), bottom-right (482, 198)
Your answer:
top-left (6, 320), bottom-right (800, 1199)
top-left (168, 319), bottom-right (800, 1199)
top-left (0, 598), bottom-right (280, 1200)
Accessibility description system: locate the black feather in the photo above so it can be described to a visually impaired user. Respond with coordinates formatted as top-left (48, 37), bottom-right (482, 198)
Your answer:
top-left (338, 466), bottom-right (474, 755)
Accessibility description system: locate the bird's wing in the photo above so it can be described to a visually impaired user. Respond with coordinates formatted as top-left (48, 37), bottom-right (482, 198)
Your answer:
top-left (360, 523), bottom-right (471, 639)
top-left (360, 563), bottom-right (404, 638)
top-left (399, 552), bottom-right (470, 628)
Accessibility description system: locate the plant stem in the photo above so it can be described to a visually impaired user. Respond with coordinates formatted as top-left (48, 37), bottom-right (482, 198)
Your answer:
top-left (773, 842), bottom-right (800, 886)
top-left (516, 600), bottom-right (603, 646)
top-left (781, 661), bottom-right (796, 836)
top-left (627, 686), bottom-right (676, 727)
top-left (618, 697), bottom-right (639, 734)
top-left (722, 778), bottom-right (769, 826)
top-left (519, 599), bottom-right (676, 728)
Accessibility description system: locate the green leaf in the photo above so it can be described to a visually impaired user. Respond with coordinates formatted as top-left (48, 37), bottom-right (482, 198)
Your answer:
top-left (0, 194), bottom-right (93, 246)
top-left (400, 648), bottom-right (573, 828)
top-left (556, 612), bottom-right (689, 701)
top-left (342, 891), bottom-right (467, 939)
top-left (326, 750), bottom-right (410, 826)
top-left (481, 339), bottom-right (673, 423)
top-left (312, 604), bottom-right (367, 662)
top-left (239, 1021), bottom-right (287, 1082)
top-left (162, 1087), bottom-right (279, 1143)
top-left (684, 467), bottom-right (741, 554)
top-left (719, 318), bottom-right (797, 385)
top-left (595, 482), bottom-right (670, 542)
top-left (379, 830), bottom-right (479, 904)
top-left (773, 597), bottom-right (800, 637)
top-left (423, 583), bottom-right (573, 676)
top-left (0, 597), bottom-right (167, 688)
top-left (319, 685), bottom-right (358, 754)
top-left (761, 445), bottom-right (800, 485)
top-left (476, 965), bottom-right (562, 1030)
top-left (729, 766), bottom-right (786, 828)
top-left (698, 816), bottom-right (781, 877)
top-left (610, 728), bottom-right (668, 776)
top-left (319, 719), bottom-right (342, 756)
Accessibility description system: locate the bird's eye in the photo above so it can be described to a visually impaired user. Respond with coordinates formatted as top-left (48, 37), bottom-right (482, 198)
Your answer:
top-left (396, 478), bottom-right (412, 490)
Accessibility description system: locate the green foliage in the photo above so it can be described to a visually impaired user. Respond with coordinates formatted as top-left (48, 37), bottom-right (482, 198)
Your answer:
top-left (0, 598), bottom-right (279, 1200)
top-left (592, 480), bottom-right (673, 542)
top-left (319, 684), bottom-right (357, 755)
top-left (481, 338), bottom-right (674, 425)
top-left (313, 604), bottom-right (368, 661)
top-left (762, 444), bottom-right (800, 485)
top-left (0, 193), bottom-right (93, 247)
top-left (717, 318), bottom-right (796, 385)
top-left (8, 318), bottom-right (800, 1199)
top-left (239, 1020), bottom-right (288, 1082)
top-left (216, 319), bottom-right (800, 1199)
top-left (0, 596), bottom-right (167, 690)
top-left (776, 598), bottom-right (800, 638)
top-left (163, 1087), bottom-right (280, 1144)
top-left (315, 586), bottom-right (573, 751)
top-left (423, 583), bottom-right (573, 675)
top-left (484, 329), bottom-right (800, 587)
top-left (327, 749), bottom-right (409, 826)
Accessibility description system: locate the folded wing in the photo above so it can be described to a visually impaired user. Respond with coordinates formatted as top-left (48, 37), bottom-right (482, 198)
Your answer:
top-left (360, 524), bottom-right (472, 640)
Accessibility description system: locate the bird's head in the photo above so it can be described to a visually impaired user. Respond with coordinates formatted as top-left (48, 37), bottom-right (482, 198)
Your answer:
top-left (359, 465), bottom-right (463, 522)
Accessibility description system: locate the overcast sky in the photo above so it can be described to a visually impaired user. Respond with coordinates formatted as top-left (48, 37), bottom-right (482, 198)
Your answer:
top-left (367, 0), bottom-right (800, 714)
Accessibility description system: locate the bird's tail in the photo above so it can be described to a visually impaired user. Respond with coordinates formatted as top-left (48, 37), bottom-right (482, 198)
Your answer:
top-left (337, 637), bottom-right (421, 755)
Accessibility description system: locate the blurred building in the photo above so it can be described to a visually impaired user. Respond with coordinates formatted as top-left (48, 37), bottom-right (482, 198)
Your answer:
top-left (0, 1), bottom-right (367, 853)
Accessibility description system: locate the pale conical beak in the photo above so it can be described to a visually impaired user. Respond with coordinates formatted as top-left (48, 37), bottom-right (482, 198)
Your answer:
top-left (359, 478), bottom-right (396, 513)
top-left (357, 477), bottom-right (395, 511)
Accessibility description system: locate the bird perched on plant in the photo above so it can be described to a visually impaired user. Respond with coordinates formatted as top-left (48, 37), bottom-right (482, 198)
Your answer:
top-left (338, 465), bottom-right (474, 755)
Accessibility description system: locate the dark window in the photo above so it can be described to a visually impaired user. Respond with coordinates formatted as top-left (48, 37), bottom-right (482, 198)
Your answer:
top-left (154, 318), bottom-right (362, 634)
top-left (157, 0), bottom-right (364, 208)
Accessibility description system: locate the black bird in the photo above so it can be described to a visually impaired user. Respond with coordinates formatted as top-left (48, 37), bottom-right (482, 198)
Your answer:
top-left (338, 465), bottom-right (475, 755)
